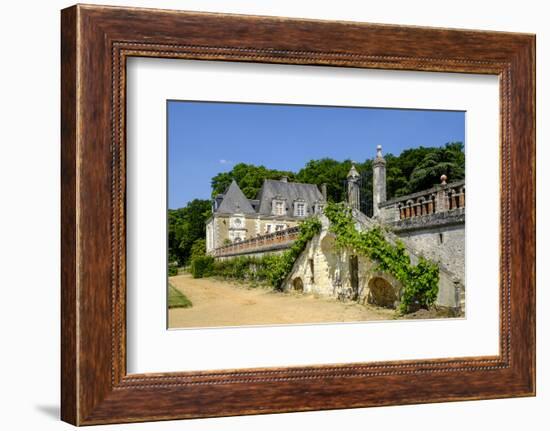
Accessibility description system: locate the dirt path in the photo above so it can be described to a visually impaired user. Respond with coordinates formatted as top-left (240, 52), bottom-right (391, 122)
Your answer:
top-left (168, 273), bottom-right (395, 329)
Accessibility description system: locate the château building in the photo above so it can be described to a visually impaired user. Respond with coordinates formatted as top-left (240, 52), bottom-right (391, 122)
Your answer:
top-left (205, 177), bottom-right (326, 253)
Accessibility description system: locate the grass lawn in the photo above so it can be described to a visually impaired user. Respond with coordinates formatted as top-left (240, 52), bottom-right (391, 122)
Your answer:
top-left (168, 284), bottom-right (193, 309)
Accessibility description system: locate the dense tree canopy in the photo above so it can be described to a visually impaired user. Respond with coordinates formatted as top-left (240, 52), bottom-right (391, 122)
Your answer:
top-left (209, 142), bottom-right (464, 203)
top-left (295, 158), bottom-right (355, 203)
top-left (169, 143), bottom-right (464, 264)
top-left (168, 199), bottom-right (211, 265)
top-left (385, 142), bottom-right (465, 197)
top-left (211, 163), bottom-right (295, 199)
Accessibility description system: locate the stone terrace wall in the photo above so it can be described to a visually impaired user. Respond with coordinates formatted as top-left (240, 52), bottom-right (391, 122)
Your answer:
top-left (377, 179), bottom-right (466, 284)
top-left (391, 209), bottom-right (465, 283)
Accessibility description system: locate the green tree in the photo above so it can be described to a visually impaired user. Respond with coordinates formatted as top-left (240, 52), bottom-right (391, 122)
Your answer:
top-left (407, 142), bottom-right (465, 192)
top-left (211, 163), bottom-right (295, 199)
top-left (209, 143), bottom-right (464, 206)
top-left (381, 143), bottom-right (465, 198)
top-left (168, 199), bottom-right (211, 265)
top-left (295, 158), bottom-right (354, 202)
top-left (190, 238), bottom-right (206, 260)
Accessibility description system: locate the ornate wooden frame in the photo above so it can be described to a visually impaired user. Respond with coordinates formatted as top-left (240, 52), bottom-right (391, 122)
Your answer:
top-left (61, 4), bottom-right (535, 425)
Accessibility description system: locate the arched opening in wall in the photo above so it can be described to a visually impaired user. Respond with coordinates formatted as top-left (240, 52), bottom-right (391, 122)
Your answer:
top-left (292, 277), bottom-right (304, 293)
top-left (368, 277), bottom-right (397, 308)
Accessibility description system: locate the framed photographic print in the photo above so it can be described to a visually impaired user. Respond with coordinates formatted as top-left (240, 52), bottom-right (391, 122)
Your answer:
top-left (61, 4), bottom-right (535, 425)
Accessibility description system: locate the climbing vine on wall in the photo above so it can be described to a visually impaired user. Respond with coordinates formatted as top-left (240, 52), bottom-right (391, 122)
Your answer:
top-left (323, 202), bottom-right (439, 312)
top-left (257, 217), bottom-right (322, 289)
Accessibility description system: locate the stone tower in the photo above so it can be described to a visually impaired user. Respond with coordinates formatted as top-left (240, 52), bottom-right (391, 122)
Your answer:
top-left (372, 145), bottom-right (387, 218)
top-left (347, 163), bottom-right (361, 211)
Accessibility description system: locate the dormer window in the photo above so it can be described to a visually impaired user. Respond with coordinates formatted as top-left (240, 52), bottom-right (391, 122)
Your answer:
top-left (272, 199), bottom-right (286, 216)
top-left (293, 199), bottom-right (306, 217)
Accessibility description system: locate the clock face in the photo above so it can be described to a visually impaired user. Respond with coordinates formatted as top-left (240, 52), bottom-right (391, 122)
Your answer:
top-left (234, 218), bottom-right (242, 226)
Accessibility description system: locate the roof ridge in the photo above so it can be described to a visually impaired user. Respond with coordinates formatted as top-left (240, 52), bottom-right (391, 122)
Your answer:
top-left (264, 178), bottom-right (320, 187)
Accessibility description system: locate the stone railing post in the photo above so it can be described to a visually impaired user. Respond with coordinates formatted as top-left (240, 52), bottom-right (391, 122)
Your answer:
top-left (435, 175), bottom-right (449, 213)
top-left (426, 197), bottom-right (434, 214)
top-left (405, 200), bottom-right (413, 218)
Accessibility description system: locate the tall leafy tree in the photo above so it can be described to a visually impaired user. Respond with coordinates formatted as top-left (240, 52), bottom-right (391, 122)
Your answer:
top-left (408, 142), bottom-right (465, 192)
top-left (295, 158), bottom-right (354, 202)
top-left (168, 199), bottom-right (211, 265)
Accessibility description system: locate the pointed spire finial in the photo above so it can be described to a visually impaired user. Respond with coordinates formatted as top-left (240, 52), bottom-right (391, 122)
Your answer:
top-left (374, 144), bottom-right (386, 167)
top-left (347, 163), bottom-right (360, 180)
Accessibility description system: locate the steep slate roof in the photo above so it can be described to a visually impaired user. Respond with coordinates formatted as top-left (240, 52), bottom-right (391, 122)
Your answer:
top-left (216, 180), bottom-right (256, 214)
top-left (256, 179), bottom-right (324, 216)
top-left (215, 178), bottom-right (324, 216)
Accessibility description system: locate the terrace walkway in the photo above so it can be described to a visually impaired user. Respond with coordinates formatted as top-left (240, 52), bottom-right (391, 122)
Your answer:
top-left (210, 226), bottom-right (300, 258)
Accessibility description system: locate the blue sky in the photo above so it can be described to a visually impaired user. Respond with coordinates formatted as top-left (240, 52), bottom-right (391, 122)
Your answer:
top-left (168, 101), bottom-right (465, 209)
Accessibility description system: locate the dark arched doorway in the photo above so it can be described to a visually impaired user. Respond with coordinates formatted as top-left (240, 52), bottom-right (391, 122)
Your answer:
top-left (292, 277), bottom-right (304, 292)
top-left (367, 277), bottom-right (397, 308)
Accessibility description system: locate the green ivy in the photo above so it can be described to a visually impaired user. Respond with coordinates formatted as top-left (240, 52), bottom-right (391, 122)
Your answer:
top-left (323, 202), bottom-right (439, 312)
top-left (190, 255), bottom-right (215, 278)
top-left (260, 217), bottom-right (322, 289)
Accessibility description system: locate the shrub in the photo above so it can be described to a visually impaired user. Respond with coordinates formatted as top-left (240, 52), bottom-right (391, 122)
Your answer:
top-left (190, 238), bottom-right (206, 259)
top-left (258, 253), bottom-right (291, 289)
top-left (190, 255), bottom-right (214, 278)
top-left (261, 217), bottom-right (322, 289)
top-left (211, 256), bottom-right (256, 280)
top-left (168, 263), bottom-right (179, 276)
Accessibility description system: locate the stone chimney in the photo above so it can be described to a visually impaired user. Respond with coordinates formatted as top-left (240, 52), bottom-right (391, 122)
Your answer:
top-left (372, 145), bottom-right (387, 218)
top-left (347, 163), bottom-right (361, 211)
top-left (320, 183), bottom-right (327, 201)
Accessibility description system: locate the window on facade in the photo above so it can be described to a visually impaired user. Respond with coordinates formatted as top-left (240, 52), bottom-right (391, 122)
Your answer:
top-left (266, 224), bottom-right (272, 233)
top-left (275, 224), bottom-right (285, 231)
top-left (295, 202), bottom-right (305, 217)
top-left (273, 200), bottom-right (285, 216)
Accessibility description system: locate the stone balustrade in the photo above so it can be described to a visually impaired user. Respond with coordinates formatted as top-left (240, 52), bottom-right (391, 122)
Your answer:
top-left (211, 226), bottom-right (300, 257)
top-left (378, 180), bottom-right (465, 222)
